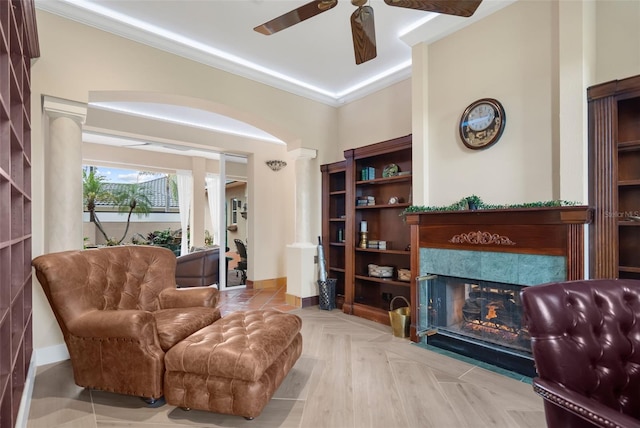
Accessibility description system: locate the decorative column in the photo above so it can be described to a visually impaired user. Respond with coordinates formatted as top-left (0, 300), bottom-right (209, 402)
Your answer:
top-left (42, 96), bottom-right (87, 253)
top-left (286, 148), bottom-right (318, 307)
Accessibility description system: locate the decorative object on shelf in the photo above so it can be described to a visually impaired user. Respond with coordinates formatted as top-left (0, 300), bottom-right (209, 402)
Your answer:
top-left (359, 231), bottom-right (368, 249)
top-left (361, 166), bottom-right (376, 180)
top-left (466, 194), bottom-right (481, 210)
top-left (459, 98), bottom-right (506, 150)
top-left (337, 228), bottom-right (344, 242)
top-left (265, 159), bottom-right (287, 171)
top-left (382, 163), bottom-right (399, 177)
top-left (359, 220), bottom-right (368, 248)
top-left (388, 196), bottom-right (400, 205)
top-left (398, 269), bottom-right (411, 282)
top-left (368, 264), bottom-right (393, 278)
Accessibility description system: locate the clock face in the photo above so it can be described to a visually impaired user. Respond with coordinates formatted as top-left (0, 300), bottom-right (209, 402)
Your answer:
top-left (459, 98), bottom-right (506, 150)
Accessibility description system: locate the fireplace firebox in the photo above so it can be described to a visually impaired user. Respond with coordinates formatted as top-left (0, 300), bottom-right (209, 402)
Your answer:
top-left (422, 275), bottom-right (534, 377)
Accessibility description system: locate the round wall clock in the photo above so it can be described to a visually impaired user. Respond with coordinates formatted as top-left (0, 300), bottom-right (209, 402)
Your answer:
top-left (459, 98), bottom-right (506, 150)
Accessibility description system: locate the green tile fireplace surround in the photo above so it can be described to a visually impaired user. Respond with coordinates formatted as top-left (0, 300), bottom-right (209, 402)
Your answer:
top-left (420, 248), bottom-right (566, 286)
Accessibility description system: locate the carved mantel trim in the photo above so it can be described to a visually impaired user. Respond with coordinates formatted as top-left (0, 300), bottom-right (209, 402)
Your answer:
top-left (406, 206), bottom-right (592, 257)
top-left (449, 231), bottom-right (516, 246)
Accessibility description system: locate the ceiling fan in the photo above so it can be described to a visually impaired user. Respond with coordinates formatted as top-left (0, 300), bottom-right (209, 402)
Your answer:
top-left (254, 0), bottom-right (483, 65)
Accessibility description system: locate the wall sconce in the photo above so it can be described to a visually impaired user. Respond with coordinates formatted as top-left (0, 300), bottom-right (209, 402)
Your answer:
top-left (265, 160), bottom-right (287, 172)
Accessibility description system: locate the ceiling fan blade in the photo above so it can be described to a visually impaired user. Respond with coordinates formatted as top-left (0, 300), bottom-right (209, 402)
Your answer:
top-left (384, 0), bottom-right (482, 17)
top-left (254, 0), bottom-right (338, 35)
top-left (351, 5), bottom-right (377, 65)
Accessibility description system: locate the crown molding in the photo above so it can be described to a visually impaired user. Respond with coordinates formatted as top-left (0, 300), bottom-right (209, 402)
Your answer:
top-left (35, 0), bottom-right (410, 107)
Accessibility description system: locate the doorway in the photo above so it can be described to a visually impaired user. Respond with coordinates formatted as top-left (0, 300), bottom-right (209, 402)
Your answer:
top-left (222, 179), bottom-right (248, 289)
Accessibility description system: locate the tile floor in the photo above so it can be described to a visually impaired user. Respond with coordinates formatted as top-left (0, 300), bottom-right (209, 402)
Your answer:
top-left (216, 284), bottom-right (298, 315)
top-left (26, 286), bottom-right (545, 427)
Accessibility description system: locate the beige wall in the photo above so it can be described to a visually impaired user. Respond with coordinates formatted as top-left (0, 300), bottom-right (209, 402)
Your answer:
top-left (596, 0), bottom-right (640, 83)
top-left (336, 79), bottom-right (413, 155)
top-left (425, 1), bottom-right (557, 206)
top-left (410, 0), bottom-right (638, 207)
top-left (30, 11), bottom-right (332, 354)
top-left (29, 1), bottom-right (640, 359)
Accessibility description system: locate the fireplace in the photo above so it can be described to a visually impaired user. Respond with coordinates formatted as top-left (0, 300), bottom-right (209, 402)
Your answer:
top-left (405, 206), bottom-right (592, 376)
top-left (423, 275), bottom-right (534, 376)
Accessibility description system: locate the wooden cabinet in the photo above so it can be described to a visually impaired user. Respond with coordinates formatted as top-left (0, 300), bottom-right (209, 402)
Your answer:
top-left (322, 135), bottom-right (412, 325)
top-left (589, 74), bottom-right (640, 279)
top-left (320, 160), bottom-right (347, 308)
top-left (0, 1), bottom-right (38, 426)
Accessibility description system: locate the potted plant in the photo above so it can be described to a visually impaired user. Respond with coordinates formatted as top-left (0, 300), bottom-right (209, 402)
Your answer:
top-left (465, 195), bottom-right (482, 211)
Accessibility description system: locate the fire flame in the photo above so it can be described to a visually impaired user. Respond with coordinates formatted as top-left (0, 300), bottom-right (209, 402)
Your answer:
top-left (486, 304), bottom-right (498, 320)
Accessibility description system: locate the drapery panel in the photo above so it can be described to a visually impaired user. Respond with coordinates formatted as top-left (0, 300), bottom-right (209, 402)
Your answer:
top-left (176, 170), bottom-right (193, 256)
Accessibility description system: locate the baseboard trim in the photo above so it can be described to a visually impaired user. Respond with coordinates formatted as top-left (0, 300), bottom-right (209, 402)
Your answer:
top-left (251, 277), bottom-right (286, 289)
top-left (35, 343), bottom-right (70, 367)
top-left (15, 353), bottom-right (37, 428)
top-left (302, 295), bottom-right (319, 308)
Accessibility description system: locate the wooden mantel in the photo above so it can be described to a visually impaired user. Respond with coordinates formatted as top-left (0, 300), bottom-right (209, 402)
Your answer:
top-left (404, 205), bottom-right (593, 341)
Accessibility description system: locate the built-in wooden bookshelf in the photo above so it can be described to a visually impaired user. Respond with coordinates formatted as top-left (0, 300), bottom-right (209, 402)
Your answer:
top-left (0, 1), bottom-right (38, 426)
top-left (589, 74), bottom-right (640, 279)
top-left (320, 161), bottom-right (347, 307)
top-left (321, 135), bottom-right (413, 326)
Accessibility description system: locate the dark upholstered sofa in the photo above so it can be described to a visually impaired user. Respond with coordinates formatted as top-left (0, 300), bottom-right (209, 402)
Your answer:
top-left (521, 279), bottom-right (640, 428)
top-left (175, 246), bottom-right (220, 287)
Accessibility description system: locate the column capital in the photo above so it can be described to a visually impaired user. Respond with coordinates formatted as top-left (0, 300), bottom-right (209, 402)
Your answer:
top-left (43, 95), bottom-right (87, 124)
top-left (289, 148), bottom-right (317, 160)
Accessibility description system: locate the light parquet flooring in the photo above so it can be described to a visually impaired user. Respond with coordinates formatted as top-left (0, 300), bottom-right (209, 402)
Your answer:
top-left (27, 303), bottom-right (546, 428)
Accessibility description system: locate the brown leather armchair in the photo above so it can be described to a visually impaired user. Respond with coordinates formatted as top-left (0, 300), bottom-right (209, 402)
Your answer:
top-left (32, 246), bottom-right (221, 402)
top-left (175, 246), bottom-right (220, 287)
top-left (521, 279), bottom-right (640, 428)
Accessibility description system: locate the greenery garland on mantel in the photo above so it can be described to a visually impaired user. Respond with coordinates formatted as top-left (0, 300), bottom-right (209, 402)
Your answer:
top-left (402, 195), bottom-right (581, 215)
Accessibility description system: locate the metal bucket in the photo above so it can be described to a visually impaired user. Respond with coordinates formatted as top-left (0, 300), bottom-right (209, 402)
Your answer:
top-left (389, 296), bottom-right (410, 338)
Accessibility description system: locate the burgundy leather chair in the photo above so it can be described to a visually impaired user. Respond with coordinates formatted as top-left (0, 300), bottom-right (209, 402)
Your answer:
top-left (521, 279), bottom-right (640, 428)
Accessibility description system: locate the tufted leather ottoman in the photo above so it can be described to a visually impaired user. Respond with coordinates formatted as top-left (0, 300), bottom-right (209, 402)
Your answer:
top-left (163, 309), bottom-right (303, 419)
